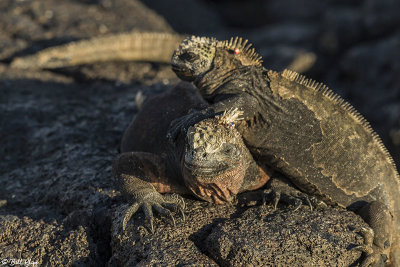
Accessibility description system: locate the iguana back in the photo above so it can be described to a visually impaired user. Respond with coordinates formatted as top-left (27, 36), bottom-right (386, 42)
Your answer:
top-left (266, 69), bottom-right (400, 266)
top-left (264, 69), bottom-right (399, 211)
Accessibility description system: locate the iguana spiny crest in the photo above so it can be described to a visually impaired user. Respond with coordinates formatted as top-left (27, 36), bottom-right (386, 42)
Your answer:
top-left (171, 36), bottom-right (262, 82)
top-left (187, 108), bottom-right (243, 151)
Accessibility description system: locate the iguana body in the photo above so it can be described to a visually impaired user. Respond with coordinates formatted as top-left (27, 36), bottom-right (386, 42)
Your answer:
top-left (112, 81), bottom-right (271, 231)
top-left (11, 32), bottom-right (185, 69)
top-left (169, 36), bottom-right (400, 266)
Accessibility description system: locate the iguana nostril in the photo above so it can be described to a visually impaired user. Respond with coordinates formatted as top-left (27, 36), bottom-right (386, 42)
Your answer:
top-left (384, 240), bottom-right (390, 248)
top-left (179, 52), bottom-right (199, 62)
top-left (194, 132), bottom-right (200, 141)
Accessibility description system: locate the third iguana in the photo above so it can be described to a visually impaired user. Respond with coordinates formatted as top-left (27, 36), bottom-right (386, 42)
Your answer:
top-left (166, 36), bottom-right (400, 267)
top-left (9, 31), bottom-right (315, 73)
top-left (113, 81), bottom-right (273, 232)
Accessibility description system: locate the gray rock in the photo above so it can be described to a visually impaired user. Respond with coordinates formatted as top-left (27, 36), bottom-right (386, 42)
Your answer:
top-left (109, 200), bottom-right (225, 266)
top-left (110, 193), bottom-right (366, 266)
top-left (205, 206), bottom-right (365, 266)
top-left (0, 215), bottom-right (93, 266)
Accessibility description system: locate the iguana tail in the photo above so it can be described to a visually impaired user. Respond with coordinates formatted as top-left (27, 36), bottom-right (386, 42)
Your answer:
top-left (11, 32), bottom-right (186, 69)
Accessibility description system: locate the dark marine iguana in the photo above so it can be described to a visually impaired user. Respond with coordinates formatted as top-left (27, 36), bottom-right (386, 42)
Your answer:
top-left (166, 36), bottom-right (400, 267)
top-left (9, 31), bottom-right (315, 73)
top-left (10, 32), bottom-right (186, 69)
top-left (112, 81), bottom-right (273, 232)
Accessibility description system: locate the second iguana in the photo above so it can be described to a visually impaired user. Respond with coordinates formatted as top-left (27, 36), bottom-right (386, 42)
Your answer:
top-left (167, 36), bottom-right (400, 267)
top-left (112, 82), bottom-right (273, 232)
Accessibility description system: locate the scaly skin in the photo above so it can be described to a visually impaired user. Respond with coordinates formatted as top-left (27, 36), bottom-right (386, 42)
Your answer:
top-left (112, 82), bottom-right (271, 232)
top-left (169, 36), bottom-right (400, 266)
top-left (11, 32), bottom-right (186, 69)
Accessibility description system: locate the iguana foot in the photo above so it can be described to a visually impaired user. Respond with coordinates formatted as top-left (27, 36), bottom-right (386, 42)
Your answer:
top-left (113, 152), bottom-right (187, 233)
top-left (263, 177), bottom-right (326, 211)
top-left (355, 247), bottom-right (384, 267)
top-left (352, 227), bottom-right (386, 267)
top-left (122, 193), bottom-right (185, 233)
top-left (352, 200), bottom-right (392, 267)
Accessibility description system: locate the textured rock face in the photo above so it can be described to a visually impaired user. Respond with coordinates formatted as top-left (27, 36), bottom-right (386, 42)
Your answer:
top-left (0, 1), bottom-right (175, 265)
top-left (205, 207), bottom-right (365, 266)
top-left (1, 0), bottom-right (399, 266)
top-left (109, 200), bottom-right (224, 266)
top-left (0, 216), bottom-right (92, 266)
top-left (109, 197), bottom-right (365, 266)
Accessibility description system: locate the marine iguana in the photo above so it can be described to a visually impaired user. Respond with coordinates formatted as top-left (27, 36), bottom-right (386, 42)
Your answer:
top-left (9, 31), bottom-right (315, 73)
top-left (167, 36), bottom-right (400, 267)
top-left (10, 32), bottom-right (186, 69)
top-left (112, 81), bottom-right (273, 232)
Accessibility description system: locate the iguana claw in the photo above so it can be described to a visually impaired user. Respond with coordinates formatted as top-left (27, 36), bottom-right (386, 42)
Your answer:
top-left (263, 177), bottom-right (326, 211)
top-left (352, 227), bottom-right (386, 267)
top-left (122, 193), bottom-right (185, 233)
top-left (122, 202), bottom-right (140, 231)
top-left (263, 188), bottom-right (313, 211)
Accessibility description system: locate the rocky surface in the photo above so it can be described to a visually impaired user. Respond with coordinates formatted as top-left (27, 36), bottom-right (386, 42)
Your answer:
top-left (110, 196), bottom-right (365, 266)
top-left (205, 206), bottom-right (365, 266)
top-left (0, 215), bottom-right (92, 266)
top-left (0, 0), bottom-right (399, 266)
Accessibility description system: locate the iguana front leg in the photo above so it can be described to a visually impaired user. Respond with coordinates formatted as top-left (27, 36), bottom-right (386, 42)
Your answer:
top-left (263, 176), bottom-right (327, 211)
top-left (112, 152), bottom-right (188, 232)
top-left (354, 201), bottom-right (392, 267)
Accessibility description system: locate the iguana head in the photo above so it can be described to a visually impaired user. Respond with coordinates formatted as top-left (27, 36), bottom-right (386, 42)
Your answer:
top-left (171, 36), bottom-right (262, 82)
top-left (182, 109), bottom-right (251, 204)
top-left (171, 36), bottom-right (217, 81)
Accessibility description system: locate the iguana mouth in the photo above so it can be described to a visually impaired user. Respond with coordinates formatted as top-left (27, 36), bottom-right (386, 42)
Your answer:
top-left (183, 161), bottom-right (231, 177)
top-left (171, 64), bottom-right (187, 73)
top-left (182, 160), bottom-right (246, 204)
top-left (171, 64), bottom-right (194, 80)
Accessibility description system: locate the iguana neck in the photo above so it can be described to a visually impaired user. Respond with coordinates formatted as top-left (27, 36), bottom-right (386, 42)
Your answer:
top-left (194, 49), bottom-right (288, 126)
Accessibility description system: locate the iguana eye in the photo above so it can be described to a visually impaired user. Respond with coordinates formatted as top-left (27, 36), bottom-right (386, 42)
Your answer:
top-left (228, 49), bottom-right (240, 55)
top-left (179, 52), bottom-right (199, 62)
top-left (222, 144), bottom-right (235, 155)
